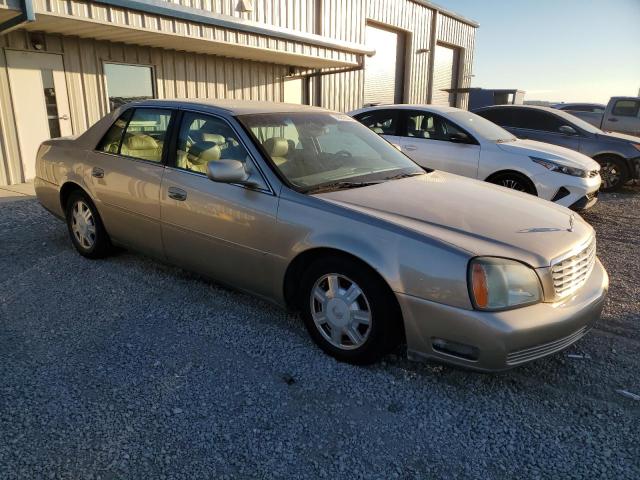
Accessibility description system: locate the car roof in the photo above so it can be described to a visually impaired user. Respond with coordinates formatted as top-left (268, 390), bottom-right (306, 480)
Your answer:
top-left (130, 98), bottom-right (331, 115)
top-left (352, 104), bottom-right (462, 114)
top-left (475, 104), bottom-right (559, 113)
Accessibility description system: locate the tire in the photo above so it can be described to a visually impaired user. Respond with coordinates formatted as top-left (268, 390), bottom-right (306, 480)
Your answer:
top-left (596, 156), bottom-right (629, 192)
top-left (487, 171), bottom-right (537, 195)
top-left (299, 256), bottom-right (402, 365)
top-left (65, 190), bottom-right (112, 259)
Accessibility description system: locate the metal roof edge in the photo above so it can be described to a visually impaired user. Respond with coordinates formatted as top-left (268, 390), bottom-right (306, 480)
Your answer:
top-left (409, 0), bottom-right (479, 28)
top-left (92, 0), bottom-right (375, 55)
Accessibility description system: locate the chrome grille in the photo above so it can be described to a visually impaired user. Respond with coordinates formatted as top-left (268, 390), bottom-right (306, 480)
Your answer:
top-left (551, 238), bottom-right (596, 298)
top-left (506, 326), bottom-right (590, 366)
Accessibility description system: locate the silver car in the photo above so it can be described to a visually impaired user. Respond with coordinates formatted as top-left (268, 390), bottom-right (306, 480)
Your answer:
top-left (35, 100), bottom-right (609, 371)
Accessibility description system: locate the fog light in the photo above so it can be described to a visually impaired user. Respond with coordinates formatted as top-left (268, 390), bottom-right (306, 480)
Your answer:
top-left (432, 338), bottom-right (479, 361)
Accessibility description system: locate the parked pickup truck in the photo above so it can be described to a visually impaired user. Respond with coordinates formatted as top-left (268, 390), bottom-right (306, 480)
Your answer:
top-left (558, 97), bottom-right (640, 137)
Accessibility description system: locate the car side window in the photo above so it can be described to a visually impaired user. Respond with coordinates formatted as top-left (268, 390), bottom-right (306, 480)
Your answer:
top-left (612, 100), bottom-right (640, 117)
top-left (516, 110), bottom-right (564, 132)
top-left (355, 110), bottom-right (398, 135)
top-left (477, 108), bottom-right (515, 128)
top-left (112, 108), bottom-right (172, 163)
top-left (96, 109), bottom-right (133, 154)
top-left (404, 112), bottom-right (466, 142)
top-left (176, 112), bottom-right (250, 174)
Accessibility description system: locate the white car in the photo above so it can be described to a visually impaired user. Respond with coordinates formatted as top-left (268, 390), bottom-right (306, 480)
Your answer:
top-left (349, 105), bottom-right (602, 210)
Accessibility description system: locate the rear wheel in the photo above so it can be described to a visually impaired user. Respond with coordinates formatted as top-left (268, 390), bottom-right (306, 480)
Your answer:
top-left (597, 156), bottom-right (629, 192)
top-left (487, 171), bottom-right (537, 195)
top-left (65, 191), bottom-right (112, 258)
top-left (299, 256), bottom-right (402, 365)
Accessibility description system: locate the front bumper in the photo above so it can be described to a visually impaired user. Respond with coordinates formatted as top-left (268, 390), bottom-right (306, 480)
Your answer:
top-left (533, 171), bottom-right (601, 210)
top-left (398, 258), bottom-right (608, 372)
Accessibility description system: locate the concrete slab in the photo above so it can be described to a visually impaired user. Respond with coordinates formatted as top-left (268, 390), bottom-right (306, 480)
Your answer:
top-left (0, 182), bottom-right (35, 203)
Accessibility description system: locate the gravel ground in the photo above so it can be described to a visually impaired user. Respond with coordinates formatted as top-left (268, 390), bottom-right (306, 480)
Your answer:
top-left (1, 188), bottom-right (639, 479)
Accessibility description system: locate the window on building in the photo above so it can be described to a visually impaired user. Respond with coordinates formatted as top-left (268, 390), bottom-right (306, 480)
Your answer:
top-left (104, 63), bottom-right (154, 111)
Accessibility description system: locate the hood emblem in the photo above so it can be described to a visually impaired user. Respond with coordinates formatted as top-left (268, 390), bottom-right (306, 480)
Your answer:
top-left (568, 214), bottom-right (575, 232)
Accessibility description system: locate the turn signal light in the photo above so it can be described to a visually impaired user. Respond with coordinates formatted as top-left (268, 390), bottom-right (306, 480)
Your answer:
top-left (471, 262), bottom-right (489, 308)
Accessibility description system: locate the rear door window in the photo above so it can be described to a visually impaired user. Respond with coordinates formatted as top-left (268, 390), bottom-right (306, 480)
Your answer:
top-left (612, 100), bottom-right (640, 117)
top-left (476, 108), bottom-right (516, 128)
top-left (96, 109), bottom-right (133, 154)
top-left (354, 110), bottom-right (399, 135)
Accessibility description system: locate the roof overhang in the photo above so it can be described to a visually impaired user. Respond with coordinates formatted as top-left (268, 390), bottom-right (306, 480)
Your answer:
top-left (3, 0), bottom-right (374, 69)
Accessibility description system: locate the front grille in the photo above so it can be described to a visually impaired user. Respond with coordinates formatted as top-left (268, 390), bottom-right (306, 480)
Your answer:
top-left (586, 190), bottom-right (599, 200)
top-left (551, 237), bottom-right (596, 298)
top-left (506, 326), bottom-right (590, 366)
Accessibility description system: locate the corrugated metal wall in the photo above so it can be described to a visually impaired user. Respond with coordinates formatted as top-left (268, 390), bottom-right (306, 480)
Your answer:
top-left (318, 0), bottom-right (474, 112)
top-left (0, 30), bottom-right (286, 184)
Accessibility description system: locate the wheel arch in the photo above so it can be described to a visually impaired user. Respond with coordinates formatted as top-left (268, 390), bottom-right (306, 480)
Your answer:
top-left (283, 248), bottom-right (402, 326)
top-left (59, 181), bottom-right (89, 212)
top-left (484, 169), bottom-right (538, 195)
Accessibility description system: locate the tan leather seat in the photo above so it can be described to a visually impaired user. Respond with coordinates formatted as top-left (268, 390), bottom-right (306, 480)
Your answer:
top-left (263, 137), bottom-right (289, 166)
top-left (186, 142), bottom-right (221, 174)
top-left (121, 133), bottom-right (162, 161)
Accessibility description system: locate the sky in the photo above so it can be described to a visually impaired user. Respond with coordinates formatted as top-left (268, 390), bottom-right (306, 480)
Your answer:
top-left (435, 0), bottom-right (640, 104)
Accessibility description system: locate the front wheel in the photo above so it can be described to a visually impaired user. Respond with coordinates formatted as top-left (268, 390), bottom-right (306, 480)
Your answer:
top-left (597, 156), bottom-right (629, 192)
top-left (299, 256), bottom-right (402, 365)
top-left (65, 191), bottom-right (112, 259)
top-left (487, 172), bottom-right (537, 195)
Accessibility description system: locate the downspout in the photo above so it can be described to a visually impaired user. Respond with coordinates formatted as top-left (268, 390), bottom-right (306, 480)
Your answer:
top-left (0, 0), bottom-right (35, 34)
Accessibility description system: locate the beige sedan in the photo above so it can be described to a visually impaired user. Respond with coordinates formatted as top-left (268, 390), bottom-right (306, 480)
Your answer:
top-left (35, 100), bottom-right (608, 371)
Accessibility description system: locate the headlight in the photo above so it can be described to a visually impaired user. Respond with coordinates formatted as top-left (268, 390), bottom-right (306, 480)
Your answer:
top-left (468, 257), bottom-right (542, 311)
top-left (530, 156), bottom-right (587, 177)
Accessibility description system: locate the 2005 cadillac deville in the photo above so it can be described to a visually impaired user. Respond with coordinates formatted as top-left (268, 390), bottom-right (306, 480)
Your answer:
top-left (35, 100), bottom-right (608, 371)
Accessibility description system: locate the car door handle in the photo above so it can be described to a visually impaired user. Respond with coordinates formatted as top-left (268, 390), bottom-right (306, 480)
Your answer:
top-left (91, 167), bottom-right (104, 178)
top-left (403, 145), bottom-right (418, 151)
top-left (608, 118), bottom-right (618, 122)
top-left (167, 187), bottom-right (187, 201)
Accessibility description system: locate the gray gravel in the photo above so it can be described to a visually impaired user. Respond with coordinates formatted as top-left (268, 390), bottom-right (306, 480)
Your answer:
top-left (1, 188), bottom-right (639, 479)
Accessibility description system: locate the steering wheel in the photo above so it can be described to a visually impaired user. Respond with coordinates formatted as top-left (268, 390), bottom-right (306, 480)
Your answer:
top-left (334, 150), bottom-right (352, 158)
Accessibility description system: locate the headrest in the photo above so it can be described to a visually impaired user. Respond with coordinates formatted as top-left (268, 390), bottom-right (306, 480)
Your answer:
top-left (188, 142), bottom-right (221, 165)
top-left (372, 127), bottom-right (384, 134)
top-left (201, 133), bottom-right (226, 145)
top-left (263, 137), bottom-right (289, 158)
top-left (124, 134), bottom-right (157, 150)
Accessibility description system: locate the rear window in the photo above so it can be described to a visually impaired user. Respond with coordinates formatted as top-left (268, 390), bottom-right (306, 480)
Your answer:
top-left (612, 100), bottom-right (640, 117)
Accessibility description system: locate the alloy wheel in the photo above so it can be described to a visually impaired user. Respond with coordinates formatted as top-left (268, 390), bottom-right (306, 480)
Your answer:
top-left (501, 178), bottom-right (526, 191)
top-left (310, 273), bottom-right (372, 350)
top-left (600, 162), bottom-right (620, 190)
top-left (71, 200), bottom-right (97, 249)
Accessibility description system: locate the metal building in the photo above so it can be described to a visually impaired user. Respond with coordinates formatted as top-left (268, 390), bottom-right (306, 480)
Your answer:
top-left (0, 0), bottom-right (477, 186)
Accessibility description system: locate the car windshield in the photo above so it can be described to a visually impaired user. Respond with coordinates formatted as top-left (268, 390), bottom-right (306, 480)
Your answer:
top-left (237, 111), bottom-right (425, 192)
top-left (551, 108), bottom-right (603, 134)
top-left (447, 110), bottom-right (516, 142)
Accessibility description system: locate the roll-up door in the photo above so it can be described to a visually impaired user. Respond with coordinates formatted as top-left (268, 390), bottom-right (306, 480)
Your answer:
top-left (432, 44), bottom-right (460, 107)
top-left (364, 24), bottom-right (405, 105)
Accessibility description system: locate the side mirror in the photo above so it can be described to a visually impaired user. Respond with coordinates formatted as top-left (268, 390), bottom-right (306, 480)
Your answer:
top-left (207, 160), bottom-right (257, 187)
top-left (449, 132), bottom-right (470, 143)
top-left (559, 125), bottom-right (577, 135)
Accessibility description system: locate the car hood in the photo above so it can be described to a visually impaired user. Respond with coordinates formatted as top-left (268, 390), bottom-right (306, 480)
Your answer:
top-left (315, 171), bottom-right (594, 268)
top-left (497, 139), bottom-right (600, 170)
top-left (596, 130), bottom-right (640, 144)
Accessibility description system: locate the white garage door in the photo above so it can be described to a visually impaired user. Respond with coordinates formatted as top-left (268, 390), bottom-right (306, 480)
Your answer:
top-left (432, 45), bottom-right (460, 107)
top-left (364, 24), bottom-right (405, 105)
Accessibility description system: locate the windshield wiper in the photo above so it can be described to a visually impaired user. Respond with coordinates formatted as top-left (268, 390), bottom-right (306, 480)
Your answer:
top-left (305, 181), bottom-right (381, 194)
top-left (384, 171), bottom-right (427, 180)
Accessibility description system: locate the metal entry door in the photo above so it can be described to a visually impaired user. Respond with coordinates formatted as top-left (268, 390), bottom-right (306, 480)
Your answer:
top-left (364, 24), bottom-right (405, 105)
top-left (6, 50), bottom-right (72, 180)
top-left (432, 44), bottom-right (460, 107)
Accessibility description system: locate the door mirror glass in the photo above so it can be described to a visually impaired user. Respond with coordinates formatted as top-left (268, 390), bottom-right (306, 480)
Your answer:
top-left (559, 125), bottom-right (577, 135)
top-left (207, 159), bottom-right (257, 186)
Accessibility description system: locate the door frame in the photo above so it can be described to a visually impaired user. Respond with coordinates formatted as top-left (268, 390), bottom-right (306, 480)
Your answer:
top-left (4, 49), bottom-right (72, 181)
